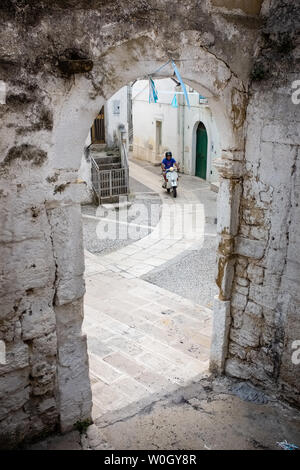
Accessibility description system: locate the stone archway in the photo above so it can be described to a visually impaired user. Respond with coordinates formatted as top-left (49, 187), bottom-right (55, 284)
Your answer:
top-left (48, 44), bottom-right (243, 432)
top-left (1, 0), bottom-right (299, 448)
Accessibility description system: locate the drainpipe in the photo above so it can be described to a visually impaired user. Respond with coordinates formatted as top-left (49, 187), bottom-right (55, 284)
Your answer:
top-left (127, 85), bottom-right (133, 146)
top-left (181, 91), bottom-right (185, 172)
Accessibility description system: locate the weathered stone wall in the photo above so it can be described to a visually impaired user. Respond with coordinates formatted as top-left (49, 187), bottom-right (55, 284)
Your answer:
top-left (0, 0), bottom-right (299, 448)
top-left (0, 159), bottom-right (92, 446)
top-left (224, 0), bottom-right (300, 405)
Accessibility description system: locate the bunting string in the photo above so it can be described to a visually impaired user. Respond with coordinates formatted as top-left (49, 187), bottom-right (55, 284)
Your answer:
top-left (146, 59), bottom-right (191, 109)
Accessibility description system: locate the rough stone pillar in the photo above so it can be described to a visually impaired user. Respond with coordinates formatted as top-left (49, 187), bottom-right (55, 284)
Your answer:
top-left (46, 202), bottom-right (92, 432)
top-left (209, 151), bottom-right (244, 373)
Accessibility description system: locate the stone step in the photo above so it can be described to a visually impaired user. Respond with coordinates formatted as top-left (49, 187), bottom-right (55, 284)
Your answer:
top-left (94, 156), bottom-right (121, 165)
top-left (97, 163), bottom-right (122, 170)
top-left (100, 194), bottom-right (128, 204)
top-left (210, 181), bottom-right (220, 193)
top-left (90, 143), bottom-right (106, 152)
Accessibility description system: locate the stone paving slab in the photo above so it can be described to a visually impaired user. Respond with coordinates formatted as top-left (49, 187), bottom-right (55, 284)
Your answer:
top-left (83, 270), bottom-right (212, 419)
top-left (104, 336), bottom-right (144, 357)
top-left (88, 352), bottom-right (124, 384)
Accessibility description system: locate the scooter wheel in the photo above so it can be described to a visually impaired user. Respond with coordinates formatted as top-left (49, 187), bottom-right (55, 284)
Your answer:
top-left (173, 187), bottom-right (177, 198)
top-left (167, 188), bottom-right (170, 193)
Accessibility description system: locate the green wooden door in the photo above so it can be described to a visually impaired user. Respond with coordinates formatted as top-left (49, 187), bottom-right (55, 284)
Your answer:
top-left (195, 122), bottom-right (208, 179)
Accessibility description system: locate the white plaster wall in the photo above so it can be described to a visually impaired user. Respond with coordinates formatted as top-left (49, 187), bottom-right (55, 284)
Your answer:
top-left (105, 86), bottom-right (129, 147)
top-left (78, 134), bottom-right (91, 184)
top-left (132, 79), bottom-right (179, 164)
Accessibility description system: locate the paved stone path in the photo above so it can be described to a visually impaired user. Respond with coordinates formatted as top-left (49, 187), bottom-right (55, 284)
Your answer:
top-left (84, 161), bottom-right (216, 278)
top-left (143, 236), bottom-right (218, 309)
top-left (84, 272), bottom-right (212, 419)
top-left (83, 161), bottom-right (216, 419)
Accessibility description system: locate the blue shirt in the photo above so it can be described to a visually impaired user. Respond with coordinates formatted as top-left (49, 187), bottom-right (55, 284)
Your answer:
top-left (162, 157), bottom-right (176, 169)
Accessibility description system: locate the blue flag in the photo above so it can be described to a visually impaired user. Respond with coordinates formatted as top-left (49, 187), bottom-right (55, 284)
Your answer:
top-left (171, 93), bottom-right (178, 108)
top-left (149, 77), bottom-right (158, 103)
top-left (171, 61), bottom-right (190, 109)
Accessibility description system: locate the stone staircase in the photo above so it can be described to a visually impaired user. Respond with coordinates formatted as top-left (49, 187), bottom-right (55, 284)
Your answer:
top-left (90, 144), bottom-right (129, 204)
top-left (91, 147), bottom-right (122, 171)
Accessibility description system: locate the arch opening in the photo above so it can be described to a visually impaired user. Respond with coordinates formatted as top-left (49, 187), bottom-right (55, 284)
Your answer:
top-left (77, 75), bottom-right (227, 423)
top-left (1, 1), bottom-right (300, 449)
top-left (0, 37), bottom-right (248, 444)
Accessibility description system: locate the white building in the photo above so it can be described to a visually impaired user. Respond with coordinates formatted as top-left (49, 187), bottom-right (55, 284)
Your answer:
top-left (79, 78), bottom-right (221, 201)
top-left (132, 78), bottom-right (221, 183)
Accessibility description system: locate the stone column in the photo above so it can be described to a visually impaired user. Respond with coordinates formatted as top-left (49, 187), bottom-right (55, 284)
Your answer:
top-left (209, 151), bottom-right (244, 373)
top-left (46, 199), bottom-right (92, 433)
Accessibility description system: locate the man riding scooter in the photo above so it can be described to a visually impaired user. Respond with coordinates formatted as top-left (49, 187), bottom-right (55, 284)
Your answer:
top-left (161, 151), bottom-right (179, 197)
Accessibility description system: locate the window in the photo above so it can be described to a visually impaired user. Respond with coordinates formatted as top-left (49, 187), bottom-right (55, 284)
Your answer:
top-left (199, 95), bottom-right (208, 104)
top-left (113, 100), bottom-right (120, 114)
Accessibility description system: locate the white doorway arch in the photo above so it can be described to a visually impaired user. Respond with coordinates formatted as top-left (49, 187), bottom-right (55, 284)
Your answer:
top-left (191, 118), bottom-right (212, 181)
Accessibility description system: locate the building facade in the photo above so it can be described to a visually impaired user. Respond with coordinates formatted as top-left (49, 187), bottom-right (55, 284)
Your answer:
top-left (132, 78), bottom-right (221, 183)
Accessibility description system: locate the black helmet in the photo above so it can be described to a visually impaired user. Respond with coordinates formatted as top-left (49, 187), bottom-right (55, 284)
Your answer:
top-left (165, 151), bottom-right (172, 158)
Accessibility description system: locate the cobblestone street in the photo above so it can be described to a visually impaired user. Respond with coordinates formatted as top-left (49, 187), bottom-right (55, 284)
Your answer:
top-left (83, 160), bottom-right (217, 419)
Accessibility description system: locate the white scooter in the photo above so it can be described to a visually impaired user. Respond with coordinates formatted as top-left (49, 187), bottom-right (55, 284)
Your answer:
top-left (164, 167), bottom-right (178, 198)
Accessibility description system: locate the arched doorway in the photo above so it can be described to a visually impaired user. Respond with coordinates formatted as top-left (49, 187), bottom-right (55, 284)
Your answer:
top-left (0, 32), bottom-right (248, 443)
top-left (30, 61), bottom-right (241, 434)
top-left (195, 122), bottom-right (208, 180)
top-left (91, 106), bottom-right (105, 144)
top-left (2, 1), bottom-right (299, 449)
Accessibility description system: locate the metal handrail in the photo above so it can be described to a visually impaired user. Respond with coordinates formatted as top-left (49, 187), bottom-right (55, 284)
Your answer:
top-left (119, 134), bottom-right (129, 191)
top-left (90, 155), bottom-right (101, 204)
top-left (118, 127), bottom-right (129, 168)
top-left (91, 158), bottom-right (129, 203)
top-left (90, 128), bottom-right (130, 204)
top-left (121, 140), bottom-right (129, 168)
